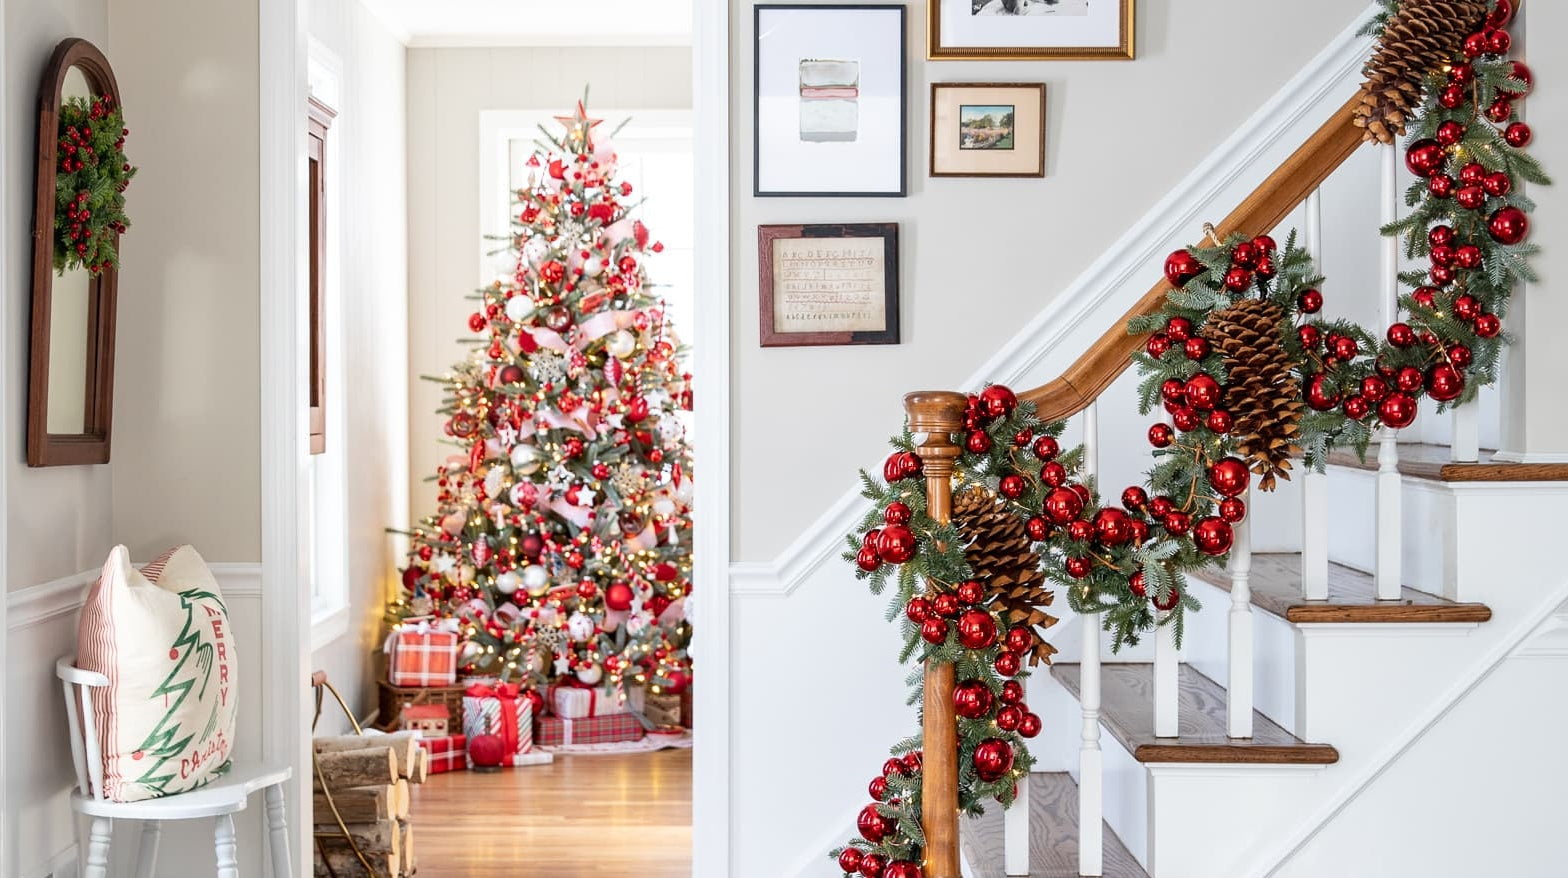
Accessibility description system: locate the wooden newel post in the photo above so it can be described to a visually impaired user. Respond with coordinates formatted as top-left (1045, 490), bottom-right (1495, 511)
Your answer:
top-left (904, 390), bottom-right (967, 878)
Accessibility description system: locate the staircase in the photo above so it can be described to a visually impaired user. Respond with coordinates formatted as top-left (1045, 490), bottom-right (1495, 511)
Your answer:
top-left (876, 6), bottom-right (1568, 877)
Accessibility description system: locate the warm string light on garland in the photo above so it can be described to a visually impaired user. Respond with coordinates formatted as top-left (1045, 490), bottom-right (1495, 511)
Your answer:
top-left (829, 2), bottom-right (1543, 875)
top-left (388, 100), bottom-right (693, 695)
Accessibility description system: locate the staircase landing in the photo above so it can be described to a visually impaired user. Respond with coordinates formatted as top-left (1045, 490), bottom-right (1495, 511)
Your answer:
top-left (962, 772), bottom-right (1147, 878)
top-left (1052, 663), bottom-right (1338, 764)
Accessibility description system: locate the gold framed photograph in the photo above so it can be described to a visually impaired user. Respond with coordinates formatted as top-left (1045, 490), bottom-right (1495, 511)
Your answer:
top-left (930, 83), bottom-right (1045, 178)
top-left (928, 0), bottom-right (1134, 61)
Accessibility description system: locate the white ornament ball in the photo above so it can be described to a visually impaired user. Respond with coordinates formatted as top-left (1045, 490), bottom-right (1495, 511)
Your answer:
top-left (494, 571), bottom-right (521, 595)
top-left (606, 330), bottom-right (637, 359)
top-left (575, 662), bottom-right (604, 685)
top-left (567, 611), bottom-right (595, 642)
top-left (511, 443), bottom-right (541, 474)
top-left (625, 613), bottom-right (649, 638)
top-left (521, 565), bottom-right (550, 596)
top-left (458, 640), bottom-right (483, 664)
top-left (505, 295), bottom-right (536, 323)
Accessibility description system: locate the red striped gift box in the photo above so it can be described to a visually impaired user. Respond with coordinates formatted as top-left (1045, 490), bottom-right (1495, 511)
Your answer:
top-left (416, 734), bottom-right (466, 774)
top-left (536, 713), bottom-right (645, 747)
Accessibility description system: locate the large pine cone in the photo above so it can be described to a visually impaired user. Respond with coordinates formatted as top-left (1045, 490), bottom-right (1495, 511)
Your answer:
top-left (1204, 299), bottom-right (1304, 492)
top-left (951, 488), bottom-right (1058, 666)
top-left (1354, 0), bottom-right (1489, 143)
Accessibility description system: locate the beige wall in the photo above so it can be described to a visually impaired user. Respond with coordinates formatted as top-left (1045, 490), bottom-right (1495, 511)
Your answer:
top-left (4, 0), bottom-right (113, 590)
top-left (308, 0), bottom-right (411, 730)
top-left (405, 45), bottom-right (692, 516)
top-left (108, 0), bottom-right (262, 563)
top-left (729, 0), bottom-right (1375, 562)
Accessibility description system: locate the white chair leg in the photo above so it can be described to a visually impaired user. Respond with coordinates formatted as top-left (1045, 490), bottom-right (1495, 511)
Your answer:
top-left (214, 813), bottom-right (239, 878)
top-left (83, 816), bottom-right (112, 878)
top-left (136, 820), bottom-right (162, 878)
top-left (265, 782), bottom-right (293, 878)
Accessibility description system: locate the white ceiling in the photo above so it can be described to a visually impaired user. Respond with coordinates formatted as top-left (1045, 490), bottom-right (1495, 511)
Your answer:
top-left (359, 0), bottom-right (693, 47)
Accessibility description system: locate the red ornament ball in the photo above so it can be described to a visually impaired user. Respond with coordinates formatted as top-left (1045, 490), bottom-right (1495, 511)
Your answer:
top-left (999, 474), bottom-right (1027, 500)
top-left (858, 853), bottom-right (888, 878)
top-left (957, 579), bottom-right (986, 605)
top-left (1430, 243), bottom-right (1455, 266)
top-left (954, 680), bottom-right (995, 719)
top-left (856, 546), bottom-right (882, 572)
top-left (1013, 428), bottom-right (1034, 447)
top-left (1488, 27), bottom-right (1511, 54)
top-left (973, 739), bottom-right (1015, 782)
top-left (1488, 206), bottom-right (1530, 245)
top-left (905, 597), bottom-right (931, 623)
top-left (1065, 556), bottom-right (1092, 579)
top-left (980, 385), bottom-right (1018, 419)
top-left (1429, 173), bottom-right (1455, 198)
top-left (933, 593), bottom-right (962, 618)
top-left (838, 848), bottom-right (864, 873)
top-left (1459, 162), bottom-right (1486, 185)
top-left (1093, 507), bottom-right (1133, 546)
top-left (1462, 30), bottom-right (1489, 59)
top-left (468, 312), bottom-right (488, 333)
top-left (1412, 286), bottom-right (1438, 308)
top-left (1164, 250), bottom-right (1204, 287)
top-left (1218, 496), bottom-right (1247, 524)
top-left (994, 651), bottom-right (1022, 677)
top-left (1004, 626), bottom-right (1033, 655)
top-left (1184, 374), bottom-right (1223, 411)
top-left (1224, 267), bottom-right (1253, 292)
top-left (1306, 374), bottom-right (1342, 412)
top-left (1435, 120), bottom-right (1465, 146)
top-left (1160, 378), bottom-right (1187, 405)
top-left (1379, 393), bottom-right (1419, 429)
top-left (1475, 313), bottom-right (1502, 338)
top-left (1231, 241), bottom-right (1260, 269)
top-left (1489, 0), bottom-right (1515, 26)
top-left (996, 705), bottom-right (1024, 732)
top-left (1208, 457), bottom-right (1251, 497)
top-left (921, 618), bottom-right (949, 645)
top-left (604, 581), bottom-right (635, 612)
top-left (869, 776), bottom-right (889, 800)
top-left (1040, 460), bottom-right (1068, 487)
top-left (884, 502), bottom-right (912, 526)
top-left (1361, 375), bottom-right (1390, 403)
top-left (1122, 486), bottom-right (1148, 511)
top-left (1429, 225), bottom-right (1455, 247)
top-left (1068, 520), bottom-right (1094, 542)
top-left (1165, 317), bottom-right (1193, 342)
top-left (1396, 366), bottom-right (1424, 393)
top-left (1001, 680), bottom-right (1026, 705)
top-left (1018, 712), bottom-right (1043, 739)
top-left (1149, 496), bottom-right (1174, 517)
top-left (1025, 515), bottom-right (1051, 541)
top-left (1454, 294), bottom-right (1481, 322)
top-left (1193, 517), bottom-right (1234, 556)
top-left (1331, 335), bottom-right (1359, 362)
top-left (965, 430), bottom-right (992, 454)
top-left (883, 861), bottom-right (923, 878)
top-left (1163, 511), bottom-right (1191, 536)
top-left (1404, 139), bottom-right (1446, 178)
top-left (1387, 323), bottom-right (1416, 348)
top-left (1482, 172), bottom-right (1512, 198)
top-left (858, 804), bottom-right (891, 843)
top-left (1455, 185), bottom-right (1486, 210)
top-left (1297, 289), bottom-right (1324, 314)
top-left (1426, 364), bottom-right (1466, 402)
top-left (468, 733), bottom-right (507, 768)
top-left (1129, 570), bottom-right (1147, 597)
top-left (1298, 324), bottom-right (1322, 350)
top-left (499, 364), bottom-right (525, 384)
top-left (1172, 407), bottom-right (1202, 433)
top-left (1043, 487), bottom-right (1085, 525)
top-left (1448, 344), bottom-right (1473, 368)
top-left (1033, 435), bottom-right (1060, 461)
top-left (956, 609), bottom-right (999, 650)
top-left (1146, 333), bottom-right (1172, 358)
top-left (1344, 396), bottom-right (1370, 421)
top-left (1184, 336), bottom-right (1212, 360)
top-left (877, 525), bottom-right (917, 564)
top-left (1154, 586), bottom-right (1181, 612)
top-left (1505, 122), bottom-right (1532, 148)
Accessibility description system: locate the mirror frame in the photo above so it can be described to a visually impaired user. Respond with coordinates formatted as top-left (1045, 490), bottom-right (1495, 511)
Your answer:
top-left (27, 38), bottom-right (122, 467)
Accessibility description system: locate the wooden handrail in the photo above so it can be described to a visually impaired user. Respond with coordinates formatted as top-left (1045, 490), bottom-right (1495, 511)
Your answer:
top-left (1019, 94), bottom-right (1367, 422)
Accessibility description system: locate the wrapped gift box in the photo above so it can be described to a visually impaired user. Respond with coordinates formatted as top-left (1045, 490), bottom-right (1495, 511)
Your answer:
top-left (384, 620), bottom-right (460, 687)
top-left (536, 713), bottom-right (645, 747)
top-left (549, 682), bottom-right (626, 719)
top-left (644, 692), bottom-right (681, 728)
top-left (462, 682), bottom-right (537, 766)
top-left (416, 734), bottom-right (467, 774)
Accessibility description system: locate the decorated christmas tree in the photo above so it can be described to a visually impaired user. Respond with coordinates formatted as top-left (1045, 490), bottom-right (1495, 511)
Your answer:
top-left (391, 102), bottom-right (694, 697)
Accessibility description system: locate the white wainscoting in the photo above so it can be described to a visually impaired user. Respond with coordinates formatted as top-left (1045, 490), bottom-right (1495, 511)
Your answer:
top-left (6, 563), bottom-right (266, 878)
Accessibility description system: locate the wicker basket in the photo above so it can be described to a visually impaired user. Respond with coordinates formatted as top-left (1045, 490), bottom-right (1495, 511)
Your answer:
top-left (376, 680), bottom-right (467, 732)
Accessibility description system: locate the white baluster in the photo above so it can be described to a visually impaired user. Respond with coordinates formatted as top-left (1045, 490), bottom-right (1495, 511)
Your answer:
top-left (1377, 145), bottom-right (1403, 600)
top-left (1227, 487), bottom-right (1254, 738)
top-left (1154, 408), bottom-right (1179, 739)
top-left (1078, 402), bottom-right (1103, 877)
top-left (1451, 401), bottom-right (1480, 462)
top-left (1005, 773), bottom-right (1029, 875)
top-left (1301, 189), bottom-right (1329, 600)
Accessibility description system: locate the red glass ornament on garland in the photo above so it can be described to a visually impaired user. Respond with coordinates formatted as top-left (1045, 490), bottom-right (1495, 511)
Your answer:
top-left (1306, 374), bottom-right (1341, 412)
top-left (1218, 496), bottom-right (1247, 524)
top-left (1476, 313), bottom-right (1502, 338)
top-left (1041, 461), bottom-right (1067, 487)
top-left (1208, 457), bottom-right (1250, 497)
top-left (1435, 120), bottom-right (1465, 146)
top-left (1166, 317), bottom-right (1192, 342)
top-left (1426, 364), bottom-right (1466, 402)
top-left (1231, 241), bottom-right (1259, 269)
top-left (956, 579), bottom-right (985, 604)
top-left (1172, 407), bottom-right (1202, 433)
top-left (1488, 28), bottom-right (1511, 54)
top-left (1361, 376), bottom-right (1390, 403)
top-left (1395, 367), bottom-right (1424, 393)
top-left (1025, 515), bottom-right (1051, 541)
top-left (1344, 397), bottom-right (1370, 421)
top-left (1448, 344), bottom-right (1473, 368)
top-left (869, 776), bottom-right (888, 800)
top-left (1454, 295), bottom-right (1481, 322)
top-left (1160, 379), bottom-right (1187, 405)
top-left (838, 849), bottom-right (864, 874)
top-left (902, 752), bottom-right (922, 773)
top-left (1154, 587), bottom-right (1181, 612)
top-left (1068, 520), bottom-right (1094, 543)
top-left (1033, 435), bottom-right (1060, 461)
top-left (1001, 679), bottom-right (1025, 704)
top-left (1193, 517), bottom-right (1234, 556)
top-left (1004, 626), bottom-right (1033, 655)
top-left (1128, 570), bottom-right (1147, 597)
top-left (1018, 712), bottom-right (1043, 739)
top-left (921, 618), bottom-right (949, 645)
top-left (1489, 206), bottom-right (1530, 245)
top-left (1379, 393), bottom-right (1419, 429)
top-left (1482, 172), bottom-right (1512, 198)
top-left (1185, 374), bottom-right (1223, 410)
top-left (1163, 511), bottom-right (1191, 536)
top-left (884, 502), bottom-right (911, 526)
top-left (1297, 289), bottom-right (1324, 314)
top-left (956, 609), bottom-right (998, 649)
top-left (858, 853), bottom-right (887, 878)
top-left (1298, 324), bottom-right (1321, 350)
top-left (997, 705), bottom-right (1024, 732)
top-left (1122, 486), bottom-right (1148, 510)
top-left (933, 593), bottom-right (962, 618)
top-left (1387, 323), bottom-right (1415, 348)
top-left (965, 431), bottom-right (992, 454)
top-left (1505, 122), bottom-right (1532, 148)
top-left (877, 525), bottom-right (917, 564)
top-left (980, 385), bottom-right (1018, 418)
top-left (974, 739), bottom-right (1015, 782)
top-left (883, 861), bottom-right (923, 878)
top-left (858, 804), bottom-right (890, 842)
top-left (1184, 336), bottom-right (1211, 360)
top-left (1224, 267), bottom-right (1253, 292)
top-left (995, 651), bottom-right (1022, 677)
top-left (1429, 173), bottom-right (1455, 198)
top-left (954, 680), bottom-right (995, 719)
top-left (1404, 139), bottom-right (1446, 177)
top-left (1164, 249), bottom-right (1204, 287)
top-left (1094, 508), bottom-right (1132, 545)
top-left (1044, 487), bottom-right (1085, 524)
top-left (1455, 186), bottom-right (1487, 210)
top-left (1489, 0), bottom-right (1514, 26)
top-left (1462, 30), bottom-right (1489, 59)
top-left (998, 474), bottom-right (1027, 500)
top-left (905, 597), bottom-right (931, 623)
top-left (1146, 333), bottom-right (1172, 358)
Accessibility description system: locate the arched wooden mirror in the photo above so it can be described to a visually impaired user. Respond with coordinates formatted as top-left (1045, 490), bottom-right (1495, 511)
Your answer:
top-left (27, 38), bottom-right (128, 466)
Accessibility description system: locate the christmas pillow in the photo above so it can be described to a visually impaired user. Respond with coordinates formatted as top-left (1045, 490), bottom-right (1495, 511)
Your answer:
top-left (75, 545), bottom-right (237, 802)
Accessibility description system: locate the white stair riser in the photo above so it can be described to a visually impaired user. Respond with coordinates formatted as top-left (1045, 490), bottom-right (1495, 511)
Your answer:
top-left (1146, 766), bottom-right (1324, 878)
top-left (1184, 577), bottom-right (1298, 734)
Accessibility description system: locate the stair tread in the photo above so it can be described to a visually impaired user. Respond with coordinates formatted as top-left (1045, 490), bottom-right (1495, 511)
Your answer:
top-left (1327, 441), bottom-right (1568, 482)
top-left (962, 771), bottom-right (1148, 878)
top-left (1189, 552), bottom-right (1491, 624)
top-left (1052, 663), bottom-right (1338, 765)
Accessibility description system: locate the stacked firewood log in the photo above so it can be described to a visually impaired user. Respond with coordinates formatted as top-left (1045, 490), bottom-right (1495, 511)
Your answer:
top-left (312, 731), bottom-right (427, 877)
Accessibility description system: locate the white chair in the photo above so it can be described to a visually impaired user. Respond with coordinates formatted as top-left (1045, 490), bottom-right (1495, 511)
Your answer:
top-left (57, 656), bottom-right (294, 878)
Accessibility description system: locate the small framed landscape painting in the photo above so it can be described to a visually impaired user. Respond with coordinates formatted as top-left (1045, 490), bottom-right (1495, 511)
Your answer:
top-left (754, 4), bottom-right (907, 197)
top-left (757, 223), bottom-right (900, 347)
top-left (928, 0), bottom-right (1134, 61)
top-left (930, 83), bottom-right (1045, 178)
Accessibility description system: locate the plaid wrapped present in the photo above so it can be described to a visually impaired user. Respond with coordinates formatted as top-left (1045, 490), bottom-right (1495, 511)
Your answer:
top-left (384, 619), bottom-right (460, 687)
top-left (416, 734), bottom-right (467, 774)
top-left (549, 681), bottom-right (626, 719)
top-left (462, 682), bottom-right (536, 766)
top-left (536, 712), bottom-right (645, 747)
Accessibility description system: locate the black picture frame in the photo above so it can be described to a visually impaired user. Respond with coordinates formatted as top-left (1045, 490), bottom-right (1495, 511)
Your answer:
top-left (754, 4), bottom-right (908, 198)
top-left (758, 223), bottom-right (900, 347)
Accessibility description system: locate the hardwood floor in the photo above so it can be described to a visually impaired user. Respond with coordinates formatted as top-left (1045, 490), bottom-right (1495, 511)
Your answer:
top-left (409, 749), bottom-right (692, 877)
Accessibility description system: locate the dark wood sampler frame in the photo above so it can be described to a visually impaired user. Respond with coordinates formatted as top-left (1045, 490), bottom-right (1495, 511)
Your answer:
top-left (27, 38), bottom-right (123, 467)
top-left (757, 222), bottom-right (900, 347)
